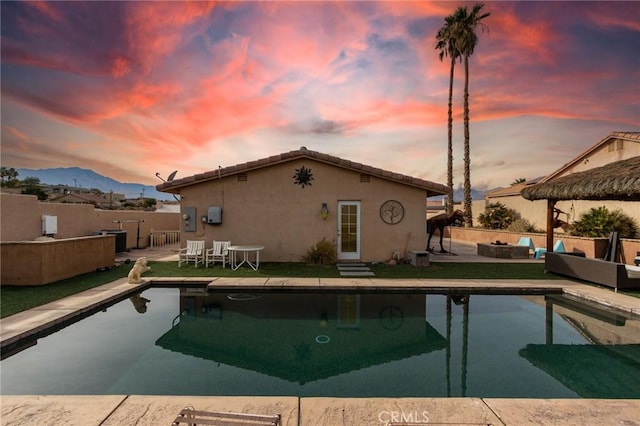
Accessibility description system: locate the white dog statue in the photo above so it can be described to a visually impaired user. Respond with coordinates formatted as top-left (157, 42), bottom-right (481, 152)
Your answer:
top-left (127, 257), bottom-right (151, 284)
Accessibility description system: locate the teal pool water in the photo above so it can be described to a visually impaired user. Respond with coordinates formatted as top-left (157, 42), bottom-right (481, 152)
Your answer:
top-left (1, 288), bottom-right (639, 398)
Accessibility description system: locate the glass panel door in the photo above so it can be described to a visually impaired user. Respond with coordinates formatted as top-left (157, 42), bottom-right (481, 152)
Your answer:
top-left (337, 201), bottom-right (360, 260)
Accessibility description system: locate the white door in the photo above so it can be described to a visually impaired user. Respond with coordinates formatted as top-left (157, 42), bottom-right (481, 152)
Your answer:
top-left (337, 201), bottom-right (360, 260)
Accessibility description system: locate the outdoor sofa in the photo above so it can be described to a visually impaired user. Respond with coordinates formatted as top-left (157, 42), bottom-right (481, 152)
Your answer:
top-left (545, 252), bottom-right (640, 291)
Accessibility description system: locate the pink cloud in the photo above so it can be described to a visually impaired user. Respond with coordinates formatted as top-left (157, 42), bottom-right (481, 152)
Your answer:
top-left (1, 125), bottom-right (29, 140)
top-left (28, 1), bottom-right (63, 21)
top-left (583, 3), bottom-right (640, 31)
top-left (484, 8), bottom-right (559, 65)
top-left (121, 1), bottom-right (217, 75)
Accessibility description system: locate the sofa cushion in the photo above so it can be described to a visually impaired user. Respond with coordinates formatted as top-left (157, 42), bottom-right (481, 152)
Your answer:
top-left (625, 265), bottom-right (640, 279)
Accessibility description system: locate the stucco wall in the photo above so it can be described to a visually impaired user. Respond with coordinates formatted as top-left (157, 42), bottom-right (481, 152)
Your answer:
top-left (1, 236), bottom-right (115, 285)
top-left (485, 196), bottom-right (640, 232)
top-left (1, 193), bottom-right (179, 249)
top-left (178, 159), bottom-right (430, 262)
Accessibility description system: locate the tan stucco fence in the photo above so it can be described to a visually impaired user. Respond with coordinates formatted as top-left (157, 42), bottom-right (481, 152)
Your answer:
top-left (451, 227), bottom-right (640, 262)
top-left (1, 193), bottom-right (179, 245)
top-left (1, 193), bottom-right (179, 285)
top-left (1, 236), bottom-right (115, 285)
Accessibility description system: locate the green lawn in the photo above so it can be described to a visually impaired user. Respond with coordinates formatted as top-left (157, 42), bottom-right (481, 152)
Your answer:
top-left (1, 261), bottom-right (637, 318)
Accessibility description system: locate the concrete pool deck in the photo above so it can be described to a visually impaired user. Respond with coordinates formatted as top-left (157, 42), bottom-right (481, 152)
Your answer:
top-left (2, 395), bottom-right (640, 426)
top-left (2, 241), bottom-right (640, 425)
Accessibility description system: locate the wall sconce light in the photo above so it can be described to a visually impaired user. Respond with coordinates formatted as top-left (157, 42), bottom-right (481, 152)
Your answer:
top-left (201, 215), bottom-right (208, 223)
top-left (321, 203), bottom-right (329, 220)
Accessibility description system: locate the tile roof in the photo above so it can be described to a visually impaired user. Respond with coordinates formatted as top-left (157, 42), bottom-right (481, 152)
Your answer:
top-left (484, 177), bottom-right (543, 199)
top-left (157, 147), bottom-right (449, 196)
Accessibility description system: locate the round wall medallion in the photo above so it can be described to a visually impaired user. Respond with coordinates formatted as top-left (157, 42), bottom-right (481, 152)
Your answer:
top-left (380, 200), bottom-right (404, 224)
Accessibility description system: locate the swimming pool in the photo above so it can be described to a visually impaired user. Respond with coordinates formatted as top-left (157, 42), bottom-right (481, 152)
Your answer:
top-left (1, 287), bottom-right (639, 398)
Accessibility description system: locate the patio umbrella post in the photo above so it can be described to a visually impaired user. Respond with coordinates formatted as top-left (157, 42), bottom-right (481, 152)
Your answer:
top-left (546, 200), bottom-right (556, 252)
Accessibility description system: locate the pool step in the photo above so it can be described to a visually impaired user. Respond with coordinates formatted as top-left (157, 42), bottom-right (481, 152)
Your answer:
top-left (336, 263), bottom-right (375, 277)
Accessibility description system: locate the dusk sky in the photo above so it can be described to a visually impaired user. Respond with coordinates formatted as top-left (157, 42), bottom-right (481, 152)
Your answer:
top-left (1, 1), bottom-right (639, 191)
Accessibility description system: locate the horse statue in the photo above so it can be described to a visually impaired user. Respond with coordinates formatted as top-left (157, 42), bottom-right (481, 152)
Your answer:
top-left (553, 208), bottom-right (570, 232)
top-left (426, 210), bottom-right (465, 253)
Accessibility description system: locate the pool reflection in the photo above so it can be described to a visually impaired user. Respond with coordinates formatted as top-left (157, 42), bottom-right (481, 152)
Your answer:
top-left (520, 294), bottom-right (640, 398)
top-left (155, 289), bottom-right (640, 398)
top-left (156, 290), bottom-right (453, 385)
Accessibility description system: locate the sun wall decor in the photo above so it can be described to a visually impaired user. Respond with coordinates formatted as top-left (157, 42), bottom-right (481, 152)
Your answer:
top-left (293, 165), bottom-right (314, 188)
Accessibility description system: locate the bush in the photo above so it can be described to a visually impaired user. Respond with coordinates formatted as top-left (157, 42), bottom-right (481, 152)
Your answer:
top-left (507, 218), bottom-right (537, 233)
top-left (478, 202), bottom-right (522, 230)
top-left (302, 238), bottom-right (337, 265)
top-left (570, 206), bottom-right (638, 238)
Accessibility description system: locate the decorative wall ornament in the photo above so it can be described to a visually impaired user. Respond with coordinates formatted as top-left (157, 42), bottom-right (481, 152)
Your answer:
top-left (380, 200), bottom-right (405, 224)
top-left (293, 165), bottom-right (314, 188)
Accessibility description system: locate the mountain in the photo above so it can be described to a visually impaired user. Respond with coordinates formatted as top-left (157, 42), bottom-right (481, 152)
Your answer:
top-left (15, 166), bottom-right (492, 202)
top-left (429, 187), bottom-right (490, 201)
top-left (15, 167), bottom-right (174, 200)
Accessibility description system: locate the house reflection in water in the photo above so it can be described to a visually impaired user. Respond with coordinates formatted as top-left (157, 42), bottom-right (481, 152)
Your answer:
top-left (155, 289), bottom-right (469, 385)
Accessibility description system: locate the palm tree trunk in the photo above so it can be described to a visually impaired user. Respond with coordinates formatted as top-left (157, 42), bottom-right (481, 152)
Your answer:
top-left (463, 55), bottom-right (472, 227)
top-left (446, 58), bottom-right (455, 215)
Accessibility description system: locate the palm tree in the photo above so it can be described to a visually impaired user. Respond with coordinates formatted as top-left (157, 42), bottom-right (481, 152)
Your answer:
top-left (455, 3), bottom-right (490, 227)
top-left (0, 166), bottom-right (19, 187)
top-left (434, 12), bottom-right (463, 215)
top-left (511, 178), bottom-right (526, 186)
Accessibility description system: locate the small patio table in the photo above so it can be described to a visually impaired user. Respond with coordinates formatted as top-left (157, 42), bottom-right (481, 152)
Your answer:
top-left (228, 245), bottom-right (264, 271)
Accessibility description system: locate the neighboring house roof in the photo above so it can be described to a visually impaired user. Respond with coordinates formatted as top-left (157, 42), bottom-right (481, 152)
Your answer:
top-left (521, 156), bottom-right (640, 201)
top-left (426, 200), bottom-right (446, 211)
top-left (157, 147), bottom-right (449, 196)
top-left (540, 131), bottom-right (640, 184)
top-left (484, 177), bottom-right (543, 199)
top-left (49, 192), bottom-right (124, 209)
top-left (49, 193), bottom-right (98, 204)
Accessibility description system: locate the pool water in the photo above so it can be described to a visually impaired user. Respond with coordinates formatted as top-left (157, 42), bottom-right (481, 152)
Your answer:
top-left (1, 287), bottom-right (639, 398)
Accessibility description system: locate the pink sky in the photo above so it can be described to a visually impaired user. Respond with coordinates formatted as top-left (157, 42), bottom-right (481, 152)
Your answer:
top-left (1, 1), bottom-right (638, 190)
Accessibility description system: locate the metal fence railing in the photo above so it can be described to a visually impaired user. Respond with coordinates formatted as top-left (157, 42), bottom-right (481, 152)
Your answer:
top-left (150, 229), bottom-right (180, 248)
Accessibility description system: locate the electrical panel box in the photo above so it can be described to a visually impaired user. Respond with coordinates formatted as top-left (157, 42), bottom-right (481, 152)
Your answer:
top-left (42, 215), bottom-right (58, 235)
top-left (207, 206), bottom-right (222, 224)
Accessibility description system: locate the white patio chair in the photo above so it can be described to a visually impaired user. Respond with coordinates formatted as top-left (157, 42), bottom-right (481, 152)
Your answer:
top-left (178, 240), bottom-right (205, 267)
top-left (206, 240), bottom-right (231, 268)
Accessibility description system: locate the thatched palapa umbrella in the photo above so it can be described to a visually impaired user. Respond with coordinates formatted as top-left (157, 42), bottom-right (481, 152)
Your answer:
top-left (521, 156), bottom-right (640, 250)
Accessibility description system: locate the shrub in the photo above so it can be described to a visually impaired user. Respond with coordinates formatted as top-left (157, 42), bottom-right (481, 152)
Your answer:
top-left (507, 218), bottom-right (537, 233)
top-left (21, 186), bottom-right (47, 201)
top-left (570, 206), bottom-right (638, 238)
top-left (478, 202), bottom-right (522, 230)
top-left (302, 238), bottom-right (337, 265)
